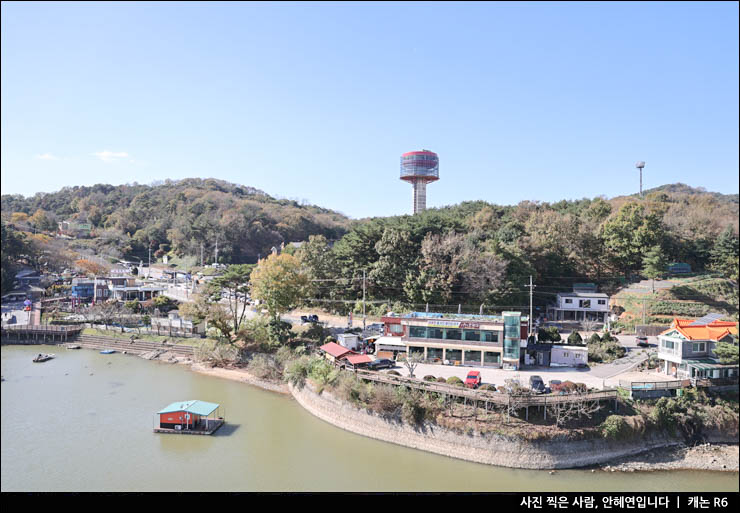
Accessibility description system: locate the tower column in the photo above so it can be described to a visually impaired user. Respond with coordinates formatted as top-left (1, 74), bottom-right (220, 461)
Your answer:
top-left (412, 179), bottom-right (427, 214)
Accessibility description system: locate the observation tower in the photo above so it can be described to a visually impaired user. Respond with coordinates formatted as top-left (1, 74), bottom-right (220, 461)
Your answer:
top-left (400, 150), bottom-right (439, 214)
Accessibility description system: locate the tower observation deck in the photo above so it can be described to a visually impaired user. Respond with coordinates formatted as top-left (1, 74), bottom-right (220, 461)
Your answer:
top-left (400, 150), bottom-right (439, 214)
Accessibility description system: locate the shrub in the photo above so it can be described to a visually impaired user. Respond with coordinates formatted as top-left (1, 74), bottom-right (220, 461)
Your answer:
top-left (446, 376), bottom-right (463, 386)
top-left (194, 340), bottom-right (238, 367)
top-left (479, 384), bottom-right (496, 391)
top-left (308, 357), bottom-right (339, 386)
top-left (601, 415), bottom-right (630, 440)
top-left (387, 370), bottom-right (401, 376)
top-left (247, 353), bottom-right (282, 381)
top-left (284, 356), bottom-right (312, 388)
top-left (400, 391), bottom-right (426, 426)
top-left (436, 377), bottom-right (447, 383)
top-left (335, 372), bottom-right (364, 403)
top-left (368, 384), bottom-right (401, 415)
top-left (588, 333), bottom-right (602, 344)
top-left (423, 375), bottom-right (437, 382)
top-left (568, 331), bottom-right (583, 345)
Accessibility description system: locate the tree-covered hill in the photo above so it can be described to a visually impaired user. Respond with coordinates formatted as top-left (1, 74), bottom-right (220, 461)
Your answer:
top-left (296, 184), bottom-right (739, 316)
top-left (1, 178), bottom-right (351, 264)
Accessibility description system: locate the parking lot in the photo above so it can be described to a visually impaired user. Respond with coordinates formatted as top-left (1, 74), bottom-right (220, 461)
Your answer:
top-left (385, 361), bottom-right (611, 390)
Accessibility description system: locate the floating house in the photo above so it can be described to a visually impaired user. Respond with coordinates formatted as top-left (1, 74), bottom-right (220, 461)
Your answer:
top-left (154, 400), bottom-right (225, 435)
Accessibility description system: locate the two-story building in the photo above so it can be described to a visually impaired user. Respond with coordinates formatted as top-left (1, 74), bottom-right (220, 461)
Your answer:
top-left (381, 311), bottom-right (529, 369)
top-left (657, 317), bottom-right (738, 381)
top-left (546, 283), bottom-right (609, 324)
top-left (70, 278), bottom-right (110, 301)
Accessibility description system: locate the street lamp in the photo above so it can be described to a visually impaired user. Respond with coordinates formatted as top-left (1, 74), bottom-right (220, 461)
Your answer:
top-left (635, 161), bottom-right (645, 196)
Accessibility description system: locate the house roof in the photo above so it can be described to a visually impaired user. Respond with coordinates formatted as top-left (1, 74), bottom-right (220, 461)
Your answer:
top-left (661, 318), bottom-right (738, 341)
top-left (157, 400), bottom-right (220, 416)
top-left (557, 292), bottom-right (609, 298)
top-left (344, 354), bottom-right (372, 365)
top-left (319, 342), bottom-right (354, 359)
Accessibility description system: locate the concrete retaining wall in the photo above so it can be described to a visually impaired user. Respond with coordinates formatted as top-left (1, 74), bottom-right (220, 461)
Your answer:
top-left (290, 382), bottom-right (684, 470)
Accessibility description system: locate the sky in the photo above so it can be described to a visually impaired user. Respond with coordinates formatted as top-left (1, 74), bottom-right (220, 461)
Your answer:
top-left (1, 1), bottom-right (738, 219)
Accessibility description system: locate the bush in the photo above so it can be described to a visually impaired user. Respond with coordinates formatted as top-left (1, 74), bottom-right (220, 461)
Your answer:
top-left (568, 331), bottom-right (583, 345)
top-left (308, 357), bottom-right (339, 386)
top-left (194, 340), bottom-right (238, 367)
top-left (336, 372), bottom-right (366, 404)
top-left (588, 333), bottom-right (602, 344)
top-left (387, 370), bottom-right (401, 376)
top-left (423, 375), bottom-right (437, 382)
top-left (446, 376), bottom-right (463, 386)
top-left (479, 384), bottom-right (496, 391)
top-left (368, 384), bottom-right (401, 415)
top-left (247, 353), bottom-right (282, 381)
top-left (601, 415), bottom-right (630, 440)
top-left (436, 377), bottom-right (447, 383)
top-left (284, 356), bottom-right (312, 388)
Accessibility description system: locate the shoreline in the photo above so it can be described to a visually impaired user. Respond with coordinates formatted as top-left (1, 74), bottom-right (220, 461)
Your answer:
top-left (2, 340), bottom-right (736, 472)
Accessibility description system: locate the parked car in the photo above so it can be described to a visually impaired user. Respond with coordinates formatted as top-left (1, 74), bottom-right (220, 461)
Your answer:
top-left (367, 358), bottom-right (395, 371)
top-left (464, 370), bottom-right (482, 389)
top-left (529, 375), bottom-right (546, 394)
top-left (301, 314), bottom-right (319, 324)
top-left (636, 336), bottom-right (650, 347)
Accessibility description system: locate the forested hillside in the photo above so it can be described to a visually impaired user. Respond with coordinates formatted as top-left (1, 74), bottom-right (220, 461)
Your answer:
top-left (2, 180), bottom-right (738, 317)
top-left (1, 178), bottom-right (351, 265)
top-left (295, 184), bottom-right (739, 315)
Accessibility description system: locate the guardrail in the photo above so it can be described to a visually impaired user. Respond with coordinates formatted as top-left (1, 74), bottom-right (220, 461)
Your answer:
top-left (618, 380), bottom-right (689, 391)
top-left (352, 368), bottom-right (618, 408)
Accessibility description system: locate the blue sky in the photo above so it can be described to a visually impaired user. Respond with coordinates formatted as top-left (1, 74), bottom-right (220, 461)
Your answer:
top-left (1, 1), bottom-right (738, 218)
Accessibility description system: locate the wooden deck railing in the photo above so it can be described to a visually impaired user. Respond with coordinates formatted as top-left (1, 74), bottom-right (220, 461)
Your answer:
top-left (352, 368), bottom-right (618, 408)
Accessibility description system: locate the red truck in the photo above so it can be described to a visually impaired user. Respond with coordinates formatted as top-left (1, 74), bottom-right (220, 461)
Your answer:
top-left (464, 371), bottom-right (482, 389)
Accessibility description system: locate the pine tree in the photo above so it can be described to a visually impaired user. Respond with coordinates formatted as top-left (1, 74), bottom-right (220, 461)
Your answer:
top-left (642, 244), bottom-right (667, 293)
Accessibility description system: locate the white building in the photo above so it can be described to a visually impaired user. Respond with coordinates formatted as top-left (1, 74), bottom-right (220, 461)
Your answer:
top-left (550, 345), bottom-right (589, 367)
top-left (546, 284), bottom-right (609, 323)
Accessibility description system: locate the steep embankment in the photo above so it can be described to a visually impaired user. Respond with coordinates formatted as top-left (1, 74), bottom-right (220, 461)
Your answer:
top-left (289, 382), bottom-right (702, 470)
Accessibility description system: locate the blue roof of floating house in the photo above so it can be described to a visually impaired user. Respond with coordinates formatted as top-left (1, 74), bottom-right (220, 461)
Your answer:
top-left (157, 400), bottom-right (220, 416)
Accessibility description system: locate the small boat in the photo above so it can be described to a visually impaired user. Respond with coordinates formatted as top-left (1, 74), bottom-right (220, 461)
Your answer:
top-left (100, 349), bottom-right (116, 354)
top-left (66, 344), bottom-right (81, 349)
top-left (33, 353), bottom-right (55, 363)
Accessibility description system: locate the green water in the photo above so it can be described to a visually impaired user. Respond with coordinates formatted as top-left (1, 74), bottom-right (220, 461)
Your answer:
top-left (2, 345), bottom-right (738, 492)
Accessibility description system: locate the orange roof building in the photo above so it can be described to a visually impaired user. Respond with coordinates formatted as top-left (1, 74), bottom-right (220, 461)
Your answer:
top-left (662, 318), bottom-right (738, 342)
top-left (657, 317), bottom-right (738, 381)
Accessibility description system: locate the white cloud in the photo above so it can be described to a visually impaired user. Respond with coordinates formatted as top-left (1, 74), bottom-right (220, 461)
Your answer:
top-left (36, 153), bottom-right (59, 160)
top-left (93, 150), bottom-right (129, 162)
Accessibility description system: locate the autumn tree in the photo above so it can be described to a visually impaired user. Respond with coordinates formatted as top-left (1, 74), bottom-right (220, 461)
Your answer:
top-left (250, 253), bottom-right (313, 321)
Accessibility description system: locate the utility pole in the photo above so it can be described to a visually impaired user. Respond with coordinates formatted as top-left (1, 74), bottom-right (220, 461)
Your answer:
top-left (524, 275), bottom-right (535, 337)
top-left (362, 269), bottom-right (366, 331)
top-left (200, 242), bottom-right (204, 268)
top-left (148, 241), bottom-right (152, 279)
top-left (214, 238), bottom-right (218, 265)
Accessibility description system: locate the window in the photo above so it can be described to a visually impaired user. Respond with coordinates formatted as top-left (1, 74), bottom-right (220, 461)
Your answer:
top-left (409, 326), bottom-right (427, 338)
top-left (445, 329), bottom-right (462, 340)
top-left (428, 328), bottom-right (443, 339)
top-left (389, 324), bottom-right (403, 334)
top-left (481, 331), bottom-right (498, 342)
top-left (464, 330), bottom-right (480, 341)
top-left (598, 300), bottom-right (606, 305)
top-left (692, 342), bottom-right (706, 353)
top-left (579, 300), bottom-right (591, 308)
top-left (564, 299), bottom-right (573, 304)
